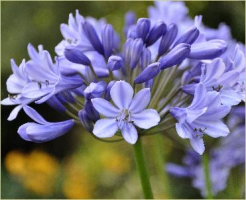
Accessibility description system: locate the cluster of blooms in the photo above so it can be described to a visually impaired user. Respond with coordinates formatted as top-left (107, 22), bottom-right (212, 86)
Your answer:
top-left (2, 2), bottom-right (245, 154)
top-left (166, 106), bottom-right (245, 197)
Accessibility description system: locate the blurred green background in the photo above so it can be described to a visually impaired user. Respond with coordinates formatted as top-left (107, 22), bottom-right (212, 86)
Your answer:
top-left (1, 1), bottom-right (245, 199)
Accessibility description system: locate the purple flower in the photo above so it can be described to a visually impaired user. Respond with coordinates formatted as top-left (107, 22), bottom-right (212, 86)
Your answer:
top-left (182, 58), bottom-right (242, 106)
top-left (18, 106), bottom-right (74, 142)
top-left (170, 84), bottom-right (230, 154)
top-left (91, 81), bottom-right (160, 144)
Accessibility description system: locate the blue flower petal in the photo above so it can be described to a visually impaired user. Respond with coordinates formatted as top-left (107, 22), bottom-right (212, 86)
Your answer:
top-left (121, 122), bottom-right (138, 144)
top-left (110, 81), bottom-right (133, 109)
top-left (93, 118), bottom-right (118, 138)
top-left (92, 98), bottom-right (120, 117)
top-left (129, 88), bottom-right (151, 113)
top-left (131, 109), bottom-right (160, 129)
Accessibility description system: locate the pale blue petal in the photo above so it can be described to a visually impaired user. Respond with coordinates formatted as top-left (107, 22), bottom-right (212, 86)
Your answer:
top-left (91, 98), bottom-right (120, 117)
top-left (189, 84), bottom-right (206, 109)
top-left (23, 105), bottom-right (48, 124)
top-left (17, 122), bottom-right (36, 141)
top-left (193, 120), bottom-right (230, 138)
top-left (175, 123), bottom-right (190, 139)
top-left (190, 137), bottom-right (205, 155)
top-left (129, 88), bottom-right (151, 113)
top-left (110, 81), bottom-right (133, 109)
top-left (131, 109), bottom-right (160, 129)
top-left (220, 89), bottom-right (241, 106)
top-left (186, 107), bottom-right (208, 123)
top-left (93, 119), bottom-right (118, 138)
top-left (7, 105), bottom-right (23, 121)
top-left (26, 120), bottom-right (74, 143)
top-left (121, 122), bottom-right (138, 144)
top-left (22, 82), bottom-right (54, 99)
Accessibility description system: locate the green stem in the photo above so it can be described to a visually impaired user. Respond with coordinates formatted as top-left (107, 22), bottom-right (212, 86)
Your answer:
top-left (202, 151), bottom-right (213, 199)
top-left (133, 138), bottom-right (154, 199)
top-left (152, 133), bottom-right (171, 198)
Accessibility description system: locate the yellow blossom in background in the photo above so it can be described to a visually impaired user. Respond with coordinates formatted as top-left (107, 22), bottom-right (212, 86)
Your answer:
top-left (62, 159), bottom-right (94, 199)
top-left (100, 150), bottom-right (131, 175)
top-left (4, 149), bottom-right (59, 196)
top-left (4, 150), bottom-right (27, 177)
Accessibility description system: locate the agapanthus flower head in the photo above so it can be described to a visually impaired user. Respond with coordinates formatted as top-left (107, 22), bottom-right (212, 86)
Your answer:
top-left (1, 2), bottom-right (244, 159)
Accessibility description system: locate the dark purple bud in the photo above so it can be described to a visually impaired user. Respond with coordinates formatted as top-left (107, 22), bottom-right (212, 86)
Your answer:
top-left (134, 62), bottom-right (160, 84)
top-left (160, 43), bottom-right (191, 70)
top-left (46, 95), bottom-right (66, 113)
top-left (105, 81), bottom-right (116, 100)
top-left (64, 47), bottom-right (91, 65)
top-left (188, 39), bottom-right (227, 59)
top-left (130, 38), bottom-right (144, 69)
top-left (173, 26), bottom-right (199, 47)
top-left (78, 109), bottom-right (94, 133)
top-left (146, 21), bottom-right (167, 46)
top-left (107, 55), bottom-right (124, 71)
top-left (85, 100), bottom-right (100, 122)
top-left (139, 47), bottom-right (151, 70)
top-left (82, 21), bottom-right (104, 54)
top-left (158, 23), bottom-right (178, 56)
top-left (124, 11), bottom-right (136, 35)
top-left (102, 24), bottom-right (114, 58)
top-left (136, 18), bottom-right (151, 41)
top-left (84, 81), bottom-right (107, 100)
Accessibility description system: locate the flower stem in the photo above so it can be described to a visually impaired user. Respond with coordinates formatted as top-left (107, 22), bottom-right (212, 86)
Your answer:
top-left (133, 137), bottom-right (154, 199)
top-left (202, 151), bottom-right (213, 199)
top-left (152, 133), bottom-right (171, 198)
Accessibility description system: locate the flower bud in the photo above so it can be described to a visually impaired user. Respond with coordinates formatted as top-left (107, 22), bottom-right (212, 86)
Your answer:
top-left (160, 43), bottom-right (191, 70)
top-left (136, 18), bottom-right (151, 42)
top-left (105, 81), bottom-right (116, 100)
top-left (139, 47), bottom-right (151, 70)
top-left (64, 47), bottom-right (91, 65)
top-left (134, 62), bottom-right (160, 84)
top-left (173, 26), bottom-right (199, 47)
top-left (102, 24), bottom-right (114, 58)
top-left (130, 38), bottom-right (144, 69)
top-left (146, 21), bottom-right (167, 46)
top-left (78, 109), bottom-right (94, 133)
top-left (158, 23), bottom-right (178, 56)
top-left (124, 38), bottom-right (144, 69)
top-left (188, 39), bottom-right (227, 59)
top-left (84, 81), bottom-right (107, 100)
top-left (46, 95), bottom-right (66, 113)
top-left (124, 11), bottom-right (136, 35)
top-left (127, 27), bottom-right (137, 39)
top-left (107, 55), bottom-right (124, 71)
top-left (82, 21), bottom-right (104, 54)
top-left (85, 100), bottom-right (100, 122)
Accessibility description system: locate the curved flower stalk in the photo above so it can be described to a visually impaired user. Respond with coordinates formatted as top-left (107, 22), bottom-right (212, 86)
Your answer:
top-left (1, 2), bottom-right (245, 198)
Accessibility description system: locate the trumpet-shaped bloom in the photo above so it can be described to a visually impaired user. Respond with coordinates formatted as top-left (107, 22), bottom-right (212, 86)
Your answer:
top-left (18, 106), bottom-right (74, 142)
top-left (170, 84), bottom-right (231, 154)
top-left (91, 81), bottom-right (160, 144)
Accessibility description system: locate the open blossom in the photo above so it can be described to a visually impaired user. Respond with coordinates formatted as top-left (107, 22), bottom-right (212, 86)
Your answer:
top-left (91, 81), bottom-right (160, 144)
top-left (170, 83), bottom-right (231, 154)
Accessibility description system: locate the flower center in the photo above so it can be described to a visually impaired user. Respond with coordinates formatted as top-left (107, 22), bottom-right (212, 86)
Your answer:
top-left (116, 109), bottom-right (132, 128)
